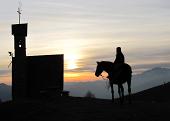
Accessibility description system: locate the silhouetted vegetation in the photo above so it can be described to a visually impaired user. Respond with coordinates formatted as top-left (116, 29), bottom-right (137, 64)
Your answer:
top-left (84, 91), bottom-right (95, 98)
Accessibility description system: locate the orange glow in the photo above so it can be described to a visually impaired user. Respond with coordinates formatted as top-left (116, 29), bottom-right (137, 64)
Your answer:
top-left (0, 76), bottom-right (11, 85)
top-left (64, 72), bottom-right (99, 82)
top-left (64, 73), bottom-right (80, 78)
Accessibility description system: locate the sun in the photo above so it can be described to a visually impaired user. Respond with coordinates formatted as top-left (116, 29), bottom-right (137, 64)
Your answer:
top-left (66, 53), bottom-right (78, 70)
top-left (68, 60), bottom-right (77, 69)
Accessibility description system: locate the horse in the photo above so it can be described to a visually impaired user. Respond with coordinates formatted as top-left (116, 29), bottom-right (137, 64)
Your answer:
top-left (95, 61), bottom-right (132, 104)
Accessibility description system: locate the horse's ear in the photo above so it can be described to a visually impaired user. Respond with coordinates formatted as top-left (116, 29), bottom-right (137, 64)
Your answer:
top-left (96, 61), bottom-right (99, 64)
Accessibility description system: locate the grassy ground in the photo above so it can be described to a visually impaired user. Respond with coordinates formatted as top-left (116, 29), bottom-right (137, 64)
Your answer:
top-left (0, 96), bottom-right (170, 121)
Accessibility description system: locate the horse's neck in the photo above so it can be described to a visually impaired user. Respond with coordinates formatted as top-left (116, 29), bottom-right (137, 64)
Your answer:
top-left (103, 62), bottom-right (113, 74)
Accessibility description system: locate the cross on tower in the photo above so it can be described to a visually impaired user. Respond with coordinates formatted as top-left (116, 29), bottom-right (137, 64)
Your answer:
top-left (17, 2), bottom-right (22, 24)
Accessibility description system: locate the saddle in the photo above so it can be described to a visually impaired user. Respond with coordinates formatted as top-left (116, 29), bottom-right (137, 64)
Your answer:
top-left (108, 63), bottom-right (124, 81)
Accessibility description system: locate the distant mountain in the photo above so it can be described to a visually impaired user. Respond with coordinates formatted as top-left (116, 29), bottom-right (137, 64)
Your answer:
top-left (132, 67), bottom-right (170, 92)
top-left (0, 83), bottom-right (11, 102)
top-left (65, 67), bottom-right (170, 99)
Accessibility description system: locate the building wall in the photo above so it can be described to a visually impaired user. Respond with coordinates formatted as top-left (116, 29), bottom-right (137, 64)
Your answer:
top-left (12, 57), bottom-right (27, 99)
top-left (26, 54), bottom-right (64, 97)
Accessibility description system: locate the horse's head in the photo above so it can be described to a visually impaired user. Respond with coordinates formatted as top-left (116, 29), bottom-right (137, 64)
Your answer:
top-left (95, 61), bottom-right (104, 77)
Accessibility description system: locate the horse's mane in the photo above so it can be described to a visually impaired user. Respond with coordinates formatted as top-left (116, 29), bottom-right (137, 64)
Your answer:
top-left (100, 61), bottom-right (132, 73)
top-left (100, 61), bottom-right (114, 70)
top-left (100, 61), bottom-right (114, 66)
top-left (101, 61), bottom-right (129, 67)
top-left (100, 61), bottom-right (113, 64)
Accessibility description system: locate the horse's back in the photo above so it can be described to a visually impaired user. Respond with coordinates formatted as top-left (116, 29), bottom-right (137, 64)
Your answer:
top-left (124, 63), bottom-right (132, 73)
top-left (113, 63), bottom-right (132, 73)
top-left (116, 63), bottom-right (132, 83)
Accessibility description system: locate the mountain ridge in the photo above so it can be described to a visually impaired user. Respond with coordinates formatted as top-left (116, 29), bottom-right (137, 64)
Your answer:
top-left (0, 67), bottom-right (170, 101)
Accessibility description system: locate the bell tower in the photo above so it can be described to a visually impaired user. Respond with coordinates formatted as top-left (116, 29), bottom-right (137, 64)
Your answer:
top-left (12, 24), bottom-right (27, 57)
top-left (12, 23), bottom-right (28, 99)
top-left (11, 6), bottom-right (28, 99)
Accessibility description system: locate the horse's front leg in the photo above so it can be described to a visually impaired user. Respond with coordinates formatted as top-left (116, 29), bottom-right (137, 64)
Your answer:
top-left (127, 79), bottom-right (132, 104)
top-left (110, 84), bottom-right (114, 102)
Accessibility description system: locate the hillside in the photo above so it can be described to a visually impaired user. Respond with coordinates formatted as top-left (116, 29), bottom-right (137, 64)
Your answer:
top-left (132, 67), bottom-right (170, 92)
top-left (133, 82), bottom-right (170, 102)
top-left (0, 83), bottom-right (170, 121)
top-left (0, 97), bottom-right (170, 121)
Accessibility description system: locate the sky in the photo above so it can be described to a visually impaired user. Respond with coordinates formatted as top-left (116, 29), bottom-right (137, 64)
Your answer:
top-left (0, 0), bottom-right (170, 85)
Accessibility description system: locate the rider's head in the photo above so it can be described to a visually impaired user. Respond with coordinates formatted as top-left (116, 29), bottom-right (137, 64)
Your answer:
top-left (116, 47), bottom-right (121, 53)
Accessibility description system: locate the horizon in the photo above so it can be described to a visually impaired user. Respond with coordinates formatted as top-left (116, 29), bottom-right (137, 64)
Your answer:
top-left (1, 0), bottom-right (170, 85)
top-left (1, 66), bottom-right (170, 86)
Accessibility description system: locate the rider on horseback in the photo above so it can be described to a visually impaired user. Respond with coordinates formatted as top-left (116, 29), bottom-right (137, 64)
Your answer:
top-left (114, 47), bottom-right (124, 64)
top-left (109, 47), bottom-right (125, 81)
top-left (95, 47), bottom-right (132, 103)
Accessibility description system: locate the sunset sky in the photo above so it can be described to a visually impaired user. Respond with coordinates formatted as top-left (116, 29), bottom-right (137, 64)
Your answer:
top-left (0, 0), bottom-right (170, 85)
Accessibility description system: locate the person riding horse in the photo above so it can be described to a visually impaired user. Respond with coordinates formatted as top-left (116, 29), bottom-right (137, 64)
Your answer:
top-left (95, 47), bottom-right (132, 104)
top-left (108, 47), bottom-right (125, 81)
top-left (114, 47), bottom-right (124, 64)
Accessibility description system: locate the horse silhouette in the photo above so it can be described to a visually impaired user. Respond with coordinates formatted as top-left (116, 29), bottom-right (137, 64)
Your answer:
top-left (95, 61), bottom-right (132, 104)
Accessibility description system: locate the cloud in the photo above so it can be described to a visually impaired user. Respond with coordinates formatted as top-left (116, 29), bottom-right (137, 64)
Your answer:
top-left (0, 69), bottom-right (10, 77)
top-left (1, 0), bottom-right (170, 83)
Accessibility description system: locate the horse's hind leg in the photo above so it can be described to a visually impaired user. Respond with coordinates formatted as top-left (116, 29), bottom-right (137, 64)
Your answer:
top-left (118, 84), bottom-right (124, 104)
top-left (110, 84), bottom-right (114, 102)
top-left (127, 79), bottom-right (132, 104)
top-left (118, 84), bottom-right (122, 104)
